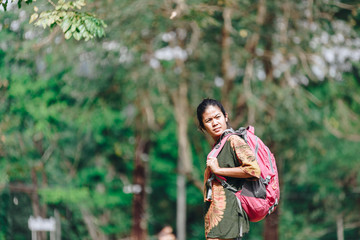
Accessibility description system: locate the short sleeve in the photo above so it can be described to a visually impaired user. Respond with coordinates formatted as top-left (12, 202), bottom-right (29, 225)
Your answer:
top-left (228, 135), bottom-right (261, 179)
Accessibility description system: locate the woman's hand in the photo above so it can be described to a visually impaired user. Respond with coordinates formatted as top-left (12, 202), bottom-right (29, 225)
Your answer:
top-left (206, 157), bottom-right (220, 174)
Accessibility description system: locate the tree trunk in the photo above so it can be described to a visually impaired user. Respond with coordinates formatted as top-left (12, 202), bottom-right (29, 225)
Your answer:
top-left (30, 168), bottom-right (48, 240)
top-left (41, 167), bottom-right (48, 218)
top-left (336, 214), bottom-right (344, 240)
top-left (264, 208), bottom-right (279, 240)
top-left (264, 140), bottom-right (281, 240)
top-left (176, 173), bottom-right (186, 240)
top-left (30, 168), bottom-right (41, 217)
top-left (172, 81), bottom-right (192, 240)
top-left (220, 6), bottom-right (235, 113)
top-left (130, 88), bottom-right (154, 240)
top-left (81, 208), bottom-right (108, 240)
top-left (131, 136), bottom-right (150, 240)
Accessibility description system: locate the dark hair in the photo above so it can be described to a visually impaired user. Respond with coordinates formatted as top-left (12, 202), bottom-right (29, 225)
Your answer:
top-left (196, 98), bottom-right (227, 131)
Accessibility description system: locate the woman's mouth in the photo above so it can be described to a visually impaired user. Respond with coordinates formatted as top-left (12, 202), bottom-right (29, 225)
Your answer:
top-left (213, 128), bottom-right (221, 132)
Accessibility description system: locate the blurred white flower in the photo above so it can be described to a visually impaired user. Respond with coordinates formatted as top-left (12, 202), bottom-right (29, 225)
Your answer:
top-left (214, 76), bottom-right (224, 87)
top-left (149, 58), bottom-right (160, 69)
top-left (161, 31), bottom-right (176, 42)
top-left (154, 46), bottom-right (187, 61)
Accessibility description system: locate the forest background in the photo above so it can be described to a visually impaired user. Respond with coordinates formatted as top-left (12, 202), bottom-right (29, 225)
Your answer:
top-left (0, 0), bottom-right (360, 240)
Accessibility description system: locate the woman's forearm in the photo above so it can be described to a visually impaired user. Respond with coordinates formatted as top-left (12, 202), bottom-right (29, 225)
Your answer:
top-left (212, 166), bottom-right (255, 179)
top-left (207, 156), bottom-right (259, 179)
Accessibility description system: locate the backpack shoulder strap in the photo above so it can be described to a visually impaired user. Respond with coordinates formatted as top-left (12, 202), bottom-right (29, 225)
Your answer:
top-left (205, 132), bottom-right (234, 201)
top-left (247, 125), bottom-right (255, 134)
top-left (207, 130), bottom-right (234, 159)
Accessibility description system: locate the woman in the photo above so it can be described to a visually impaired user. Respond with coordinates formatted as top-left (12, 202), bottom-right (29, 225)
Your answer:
top-left (197, 98), bottom-right (261, 240)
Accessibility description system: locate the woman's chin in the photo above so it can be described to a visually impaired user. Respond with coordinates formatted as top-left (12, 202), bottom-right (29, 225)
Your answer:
top-left (211, 133), bottom-right (222, 140)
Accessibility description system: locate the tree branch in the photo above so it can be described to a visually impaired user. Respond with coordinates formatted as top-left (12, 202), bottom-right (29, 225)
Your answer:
top-left (47, 0), bottom-right (56, 8)
top-left (8, 183), bottom-right (35, 194)
top-left (333, 2), bottom-right (360, 10)
top-left (186, 21), bottom-right (200, 55)
top-left (170, 0), bottom-right (187, 19)
top-left (32, 26), bottom-right (61, 50)
top-left (81, 208), bottom-right (108, 240)
top-left (324, 118), bottom-right (360, 141)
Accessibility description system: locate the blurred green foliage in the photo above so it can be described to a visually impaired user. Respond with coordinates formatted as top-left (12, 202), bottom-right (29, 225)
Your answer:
top-left (0, 0), bottom-right (360, 240)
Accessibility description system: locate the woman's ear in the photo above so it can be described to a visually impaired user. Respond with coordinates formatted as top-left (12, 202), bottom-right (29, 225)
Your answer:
top-left (225, 113), bottom-right (228, 122)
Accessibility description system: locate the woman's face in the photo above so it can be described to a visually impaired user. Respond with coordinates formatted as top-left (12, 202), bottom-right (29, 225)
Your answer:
top-left (202, 105), bottom-right (228, 141)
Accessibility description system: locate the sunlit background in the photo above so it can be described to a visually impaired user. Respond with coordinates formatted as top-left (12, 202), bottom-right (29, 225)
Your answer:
top-left (1, 0), bottom-right (360, 239)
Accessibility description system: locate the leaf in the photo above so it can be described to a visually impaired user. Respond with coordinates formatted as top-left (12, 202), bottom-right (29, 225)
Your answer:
top-left (73, 31), bottom-right (81, 41)
top-left (27, 3), bottom-right (106, 41)
top-left (97, 28), bottom-right (104, 37)
top-left (78, 24), bottom-right (85, 34)
top-left (70, 20), bottom-right (78, 32)
top-left (29, 13), bottom-right (39, 24)
top-left (84, 19), bottom-right (92, 29)
top-left (64, 30), bottom-right (72, 39)
top-left (61, 19), bottom-right (71, 32)
top-left (83, 31), bottom-right (92, 41)
top-left (74, 0), bottom-right (85, 9)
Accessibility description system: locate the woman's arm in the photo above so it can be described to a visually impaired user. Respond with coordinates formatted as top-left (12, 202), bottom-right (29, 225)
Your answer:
top-left (207, 135), bottom-right (261, 179)
top-left (206, 158), bottom-right (255, 178)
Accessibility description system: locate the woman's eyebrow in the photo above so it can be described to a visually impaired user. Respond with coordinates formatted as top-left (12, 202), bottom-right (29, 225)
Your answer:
top-left (205, 113), bottom-right (221, 121)
top-left (205, 117), bottom-right (211, 121)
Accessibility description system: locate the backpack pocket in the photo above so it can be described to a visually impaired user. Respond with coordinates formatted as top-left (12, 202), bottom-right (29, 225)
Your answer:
top-left (240, 178), bottom-right (266, 199)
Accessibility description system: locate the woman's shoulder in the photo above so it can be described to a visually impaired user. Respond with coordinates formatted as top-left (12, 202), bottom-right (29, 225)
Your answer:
top-left (227, 134), bottom-right (246, 146)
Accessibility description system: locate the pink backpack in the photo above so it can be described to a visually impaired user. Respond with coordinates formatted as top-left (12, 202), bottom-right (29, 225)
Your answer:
top-left (207, 126), bottom-right (280, 222)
